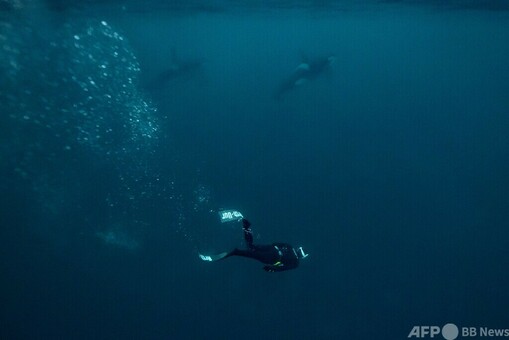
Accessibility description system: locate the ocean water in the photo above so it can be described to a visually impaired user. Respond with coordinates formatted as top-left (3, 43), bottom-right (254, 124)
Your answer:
top-left (1, 1), bottom-right (508, 339)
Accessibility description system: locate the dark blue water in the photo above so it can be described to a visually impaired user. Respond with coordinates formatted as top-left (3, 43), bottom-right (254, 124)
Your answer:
top-left (1, 1), bottom-right (508, 339)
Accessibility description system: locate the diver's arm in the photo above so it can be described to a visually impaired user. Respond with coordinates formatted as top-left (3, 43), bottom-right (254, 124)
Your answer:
top-left (263, 265), bottom-right (286, 272)
top-left (263, 263), bottom-right (297, 273)
top-left (241, 218), bottom-right (254, 249)
top-left (241, 218), bottom-right (251, 228)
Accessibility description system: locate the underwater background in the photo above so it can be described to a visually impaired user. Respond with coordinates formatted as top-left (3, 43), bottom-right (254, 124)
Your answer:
top-left (1, 0), bottom-right (508, 339)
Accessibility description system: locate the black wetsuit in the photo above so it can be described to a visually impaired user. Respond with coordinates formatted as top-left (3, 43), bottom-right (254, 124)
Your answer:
top-left (227, 219), bottom-right (300, 272)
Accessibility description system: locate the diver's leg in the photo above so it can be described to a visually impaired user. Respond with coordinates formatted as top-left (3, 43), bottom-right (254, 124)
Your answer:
top-left (242, 218), bottom-right (254, 249)
top-left (228, 248), bottom-right (255, 259)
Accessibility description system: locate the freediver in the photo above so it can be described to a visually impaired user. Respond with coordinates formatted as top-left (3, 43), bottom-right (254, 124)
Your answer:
top-left (147, 48), bottom-right (203, 89)
top-left (273, 54), bottom-right (336, 99)
top-left (199, 218), bottom-right (309, 272)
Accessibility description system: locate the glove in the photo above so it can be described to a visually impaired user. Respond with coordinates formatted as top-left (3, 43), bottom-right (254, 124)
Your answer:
top-left (242, 218), bottom-right (251, 229)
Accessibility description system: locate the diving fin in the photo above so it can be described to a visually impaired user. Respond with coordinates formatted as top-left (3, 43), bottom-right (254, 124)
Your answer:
top-left (199, 252), bottom-right (229, 262)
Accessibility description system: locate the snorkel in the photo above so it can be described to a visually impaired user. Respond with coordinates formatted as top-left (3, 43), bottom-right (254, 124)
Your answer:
top-left (297, 246), bottom-right (309, 259)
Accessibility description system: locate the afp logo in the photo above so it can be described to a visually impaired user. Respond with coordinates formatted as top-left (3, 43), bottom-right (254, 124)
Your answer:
top-left (408, 323), bottom-right (459, 340)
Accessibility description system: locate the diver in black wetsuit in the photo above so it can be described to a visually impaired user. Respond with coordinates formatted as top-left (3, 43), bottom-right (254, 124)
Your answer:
top-left (208, 218), bottom-right (309, 272)
top-left (273, 55), bottom-right (336, 100)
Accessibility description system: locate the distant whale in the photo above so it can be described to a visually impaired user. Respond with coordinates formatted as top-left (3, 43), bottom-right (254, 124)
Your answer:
top-left (273, 55), bottom-right (336, 100)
